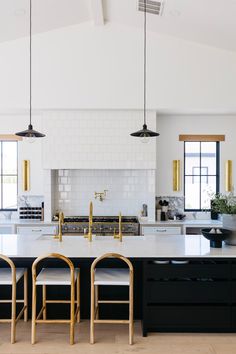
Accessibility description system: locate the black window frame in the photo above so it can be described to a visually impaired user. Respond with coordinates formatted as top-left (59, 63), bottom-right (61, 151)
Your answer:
top-left (184, 141), bottom-right (220, 212)
top-left (0, 140), bottom-right (18, 211)
top-left (192, 166), bottom-right (209, 184)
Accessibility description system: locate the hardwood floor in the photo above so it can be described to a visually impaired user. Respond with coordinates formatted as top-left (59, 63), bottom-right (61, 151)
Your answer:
top-left (0, 321), bottom-right (236, 354)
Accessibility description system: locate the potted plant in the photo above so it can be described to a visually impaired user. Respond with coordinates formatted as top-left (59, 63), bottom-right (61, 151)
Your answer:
top-left (211, 192), bottom-right (236, 245)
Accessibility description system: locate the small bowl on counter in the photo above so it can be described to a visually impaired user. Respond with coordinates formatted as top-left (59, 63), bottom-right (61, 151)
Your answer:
top-left (201, 228), bottom-right (232, 248)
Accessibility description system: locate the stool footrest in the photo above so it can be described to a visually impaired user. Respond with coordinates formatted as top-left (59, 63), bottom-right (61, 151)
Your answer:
top-left (98, 300), bottom-right (129, 304)
top-left (45, 300), bottom-right (79, 304)
top-left (0, 299), bottom-right (24, 303)
top-left (36, 319), bottom-right (71, 324)
top-left (94, 319), bottom-right (130, 324)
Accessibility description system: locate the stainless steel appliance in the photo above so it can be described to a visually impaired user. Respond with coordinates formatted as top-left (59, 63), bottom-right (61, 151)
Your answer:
top-left (61, 216), bottom-right (140, 236)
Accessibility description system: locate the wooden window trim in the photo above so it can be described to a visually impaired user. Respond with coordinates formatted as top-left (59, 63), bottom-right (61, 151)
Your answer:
top-left (179, 134), bottom-right (225, 142)
top-left (0, 134), bottom-right (22, 141)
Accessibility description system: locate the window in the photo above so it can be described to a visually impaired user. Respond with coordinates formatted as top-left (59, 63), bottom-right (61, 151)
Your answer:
top-left (192, 167), bottom-right (208, 184)
top-left (0, 141), bottom-right (18, 210)
top-left (184, 141), bottom-right (219, 211)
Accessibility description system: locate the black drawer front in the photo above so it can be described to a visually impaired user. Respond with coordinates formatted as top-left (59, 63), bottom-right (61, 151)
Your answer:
top-left (146, 281), bottom-right (230, 303)
top-left (231, 307), bottom-right (236, 327)
top-left (145, 306), bottom-right (231, 329)
top-left (231, 265), bottom-right (236, 279)
top-left (145, 263), bottom-right (230, 280)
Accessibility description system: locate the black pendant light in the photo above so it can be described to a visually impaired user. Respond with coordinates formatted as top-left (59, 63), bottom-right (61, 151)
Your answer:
top-left (16, 0), bottom-right (45, 138)
top-left (130, 0), bottom-right (159, 141)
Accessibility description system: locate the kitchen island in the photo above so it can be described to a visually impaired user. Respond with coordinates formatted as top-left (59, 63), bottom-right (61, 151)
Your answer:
top-left (1, 233), bottom-right (236, 336)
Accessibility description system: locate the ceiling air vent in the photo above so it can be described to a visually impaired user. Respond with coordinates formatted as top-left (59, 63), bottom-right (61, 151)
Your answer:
top-left (138, 0), bottom-right (165, 16)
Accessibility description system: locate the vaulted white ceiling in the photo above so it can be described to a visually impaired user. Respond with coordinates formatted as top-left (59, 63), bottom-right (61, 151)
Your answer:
top-left (0, 0), bottom-right (236, 52)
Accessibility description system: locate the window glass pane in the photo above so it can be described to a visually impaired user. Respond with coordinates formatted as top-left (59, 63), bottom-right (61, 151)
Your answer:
top-left (2, 176), bottom-right (17, 209)
top-left (185, 176), bottom-right (200, 210)
top-left (201, 176), bottom-right (217, 210)
top-left (201, 142), bottom-right (217, 175)
top-left (185, 142), bottom-right (200, 175)
top-left (2, 142), bottom-right (17, 175)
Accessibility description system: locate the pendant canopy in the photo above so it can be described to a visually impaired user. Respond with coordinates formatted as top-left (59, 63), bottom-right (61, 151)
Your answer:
top-left (130, 0), bottom-right (159, 139)
top-left (15, 0), bottom-right (45, 139)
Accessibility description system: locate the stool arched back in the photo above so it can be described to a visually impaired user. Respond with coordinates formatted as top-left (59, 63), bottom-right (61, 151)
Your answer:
top-left (0, 254), bottom-right (16, 284)
top-left (91, 252), bottom-right (133, 284)
top-left (0, 254), bottom-right (28, 343)
top-left (31, 253), bottom-right (77, 345)
top-left (32, 253), bottom-right (75, 283)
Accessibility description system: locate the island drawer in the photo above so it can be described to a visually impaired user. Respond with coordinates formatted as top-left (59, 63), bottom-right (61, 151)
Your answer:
top-left (145, 262), bottom-right (230, 279)
top-left (230, 265), bottom-right (236, 279)
top-left (144, 305), bottom-right (231, 329)
top-left (145, 281), bottom-right (230, 303)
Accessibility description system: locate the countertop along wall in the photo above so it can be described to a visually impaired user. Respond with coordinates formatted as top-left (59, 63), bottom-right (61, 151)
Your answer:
top-left (156, 114), bottom-right (236, 197)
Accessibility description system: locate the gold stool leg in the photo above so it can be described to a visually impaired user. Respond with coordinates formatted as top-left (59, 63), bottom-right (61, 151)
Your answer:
top-left (90, 282), bottom-right (95, 344)
top-left (24, 270), bottom-right (28, 322)
top-left (31, 282), bottom-right (37, 344)
top-left (129, 282), bottom-right (134, 345)
top-left (42, 285), bottom-right (47, 320)
top-left (11, 281), bottom-right (16, 344)
top-left (70, 281), bottom-right (75, 345)
top-left (95, 285), bottom-right (99, 319)
top-left (76, 271), bottom-right (80, 323)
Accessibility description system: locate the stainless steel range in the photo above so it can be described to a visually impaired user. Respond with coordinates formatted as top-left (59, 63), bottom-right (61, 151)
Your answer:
top-left (61, 216), bottom-right (140, 236)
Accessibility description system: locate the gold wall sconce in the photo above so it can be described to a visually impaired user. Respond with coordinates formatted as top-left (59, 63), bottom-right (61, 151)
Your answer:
top-left (173, 160), bottom-right (180, 192)
top-left (225, 160), bottom-right (233, 192)
top-left (23, 160), bottom-right (30, 192)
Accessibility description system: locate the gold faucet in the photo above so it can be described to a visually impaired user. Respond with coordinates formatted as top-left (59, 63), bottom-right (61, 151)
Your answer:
top-left (84, 202), bottom-right (93, 242)
top-left (94, 190), bottom-right (108, 202)
top-left (54, 211), bottom-right (64, 242)
top-left (114, 212), bottom-right (123, 242)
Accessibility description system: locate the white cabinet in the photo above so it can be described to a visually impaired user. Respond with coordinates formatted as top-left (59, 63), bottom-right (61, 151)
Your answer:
top-left (141, 226), bottom-right (182, 236)
top-left (17, 225), bottom-right (57, 236)
top-left (0, 225), bottom-right (15, 234)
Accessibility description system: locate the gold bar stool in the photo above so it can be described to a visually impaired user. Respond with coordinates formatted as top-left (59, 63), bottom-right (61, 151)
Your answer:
top-left (0, 254), bottom-right (28, 344)
top-left (31, 253), bottom-right (80, 345)
top-left (90, 253), bottom-right (134, 345)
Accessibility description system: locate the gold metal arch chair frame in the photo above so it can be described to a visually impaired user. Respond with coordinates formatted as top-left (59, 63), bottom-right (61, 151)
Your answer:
top-left (31, 253), bottom-right (80, 345)
top-left (90, 253), bottom-right (134, 345)
top-left (0, 254), bottom-right (28, 344)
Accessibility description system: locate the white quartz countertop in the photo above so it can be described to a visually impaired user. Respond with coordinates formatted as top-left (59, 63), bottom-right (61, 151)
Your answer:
top-left (0, 220), bottom-right (57, 226)
top-left (139, 219), bottom-right (222, 227)
top-left (0, 233), bottom-right (236, 259)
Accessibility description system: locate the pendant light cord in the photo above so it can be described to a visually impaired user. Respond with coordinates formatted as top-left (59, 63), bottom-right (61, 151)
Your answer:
top-left (144, 0), bottom-right (147, 126)
top-left (29, 0), bottom-right (32, 126)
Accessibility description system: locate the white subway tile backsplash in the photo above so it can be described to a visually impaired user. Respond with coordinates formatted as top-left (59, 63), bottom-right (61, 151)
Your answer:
top-left (53, 169), bottom-right (156, 220)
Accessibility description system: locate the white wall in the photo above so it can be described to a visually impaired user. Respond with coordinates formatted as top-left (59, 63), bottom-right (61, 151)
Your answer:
top-left (0, 22), bottom-right (236, 111)
top-left (156, 114), bottom-right (236, 196)
top-left (41, 110), bottom-right (156, 169)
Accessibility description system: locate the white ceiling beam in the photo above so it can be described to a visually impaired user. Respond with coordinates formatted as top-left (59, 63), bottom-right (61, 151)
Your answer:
top-left (90, 0), bottom-right (104, 26)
